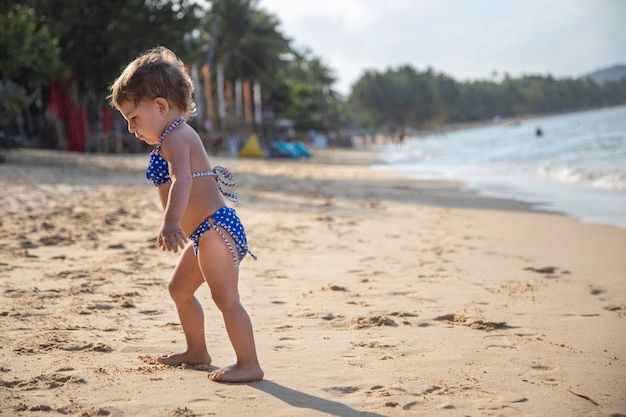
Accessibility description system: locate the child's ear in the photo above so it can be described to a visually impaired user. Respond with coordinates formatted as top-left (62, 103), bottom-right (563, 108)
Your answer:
top-left (154, 97), bottom-right (169, 115)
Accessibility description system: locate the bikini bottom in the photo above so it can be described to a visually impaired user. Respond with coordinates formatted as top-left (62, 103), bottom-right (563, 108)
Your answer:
top-left (189, 206), bottom-right (256, 270)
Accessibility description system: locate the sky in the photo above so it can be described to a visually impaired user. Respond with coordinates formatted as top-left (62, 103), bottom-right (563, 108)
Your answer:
top-left (258, 0), bottom-right (626, 95)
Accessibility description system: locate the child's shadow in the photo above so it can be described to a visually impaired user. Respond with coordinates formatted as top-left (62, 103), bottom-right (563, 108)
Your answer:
top-left (249, 380), bottom-right (389, 417)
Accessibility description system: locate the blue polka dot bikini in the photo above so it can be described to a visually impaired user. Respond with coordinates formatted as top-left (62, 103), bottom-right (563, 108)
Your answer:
top-left (147, 117), bottom-right (256, 269)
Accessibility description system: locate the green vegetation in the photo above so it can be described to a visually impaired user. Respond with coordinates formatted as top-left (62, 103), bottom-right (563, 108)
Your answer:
top-left (0, 4), bottom-right (61, 132)
top-left (349, 66), bottom-right (626, 131)
top-left (1, 0), bottom-right (624, 149)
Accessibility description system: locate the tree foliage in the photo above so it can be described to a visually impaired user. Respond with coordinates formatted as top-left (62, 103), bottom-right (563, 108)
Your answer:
top-left (0, 4), bottom-right (61, 124)
top-left (3, 0), bottom-right (624, 148)
top-left (3, 0), bottom-right (341, 140)
top-left (209, 0), bottom-right (289, 85)
top-left (205, 0), bottom-right (341, 132)
top-left (272, 47), bottom-right (341, 131)
top-left (349, 65), bottom-right (626, 129)
top-left (25, 0), bottom-right (203, 99)
top-left (0, 4), bottom-right (61, 88)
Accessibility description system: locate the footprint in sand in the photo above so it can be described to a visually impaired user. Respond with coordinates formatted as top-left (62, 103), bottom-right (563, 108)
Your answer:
top-left (350, 315), bottom-right (399, 329)
top-left (351, 341), bottom-right (396, 349)
top-left (323, 385), bottom-right (361, 395)
top-left (524, 266), bottom-right (557, 274)
top-left (365, 385), bottom-right (411, 408)
top-left (326, 284), bottom-right (349, 291)
top-left (524, 265), bottom-right (571, 279)
top-left (4, 288), bottom-right (39, 298)
top-left (588, 285), bottom-right (604, 295)
top-left (520, 362), bottom-right (560, 387)
top-left (604, 305), bottom-right (625, 317)
top-left (41, 341), bottom-right (112, 353)
top-left (39, 235), bottom-right (74, 246)
top-left (165, 406), bottom-right (199, 417)
top-left (273, 337), bottom-right (307, 351)
top-left (86, 303), bottom-right (115, 311)
top-left (434, 313), bottom-right (512, 331)
top-left (2, 373), bottom-right (86, 390)
top-left (76, 406), bottom-right (124, 417)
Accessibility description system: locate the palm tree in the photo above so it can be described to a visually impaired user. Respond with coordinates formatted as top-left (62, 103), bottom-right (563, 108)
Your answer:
top-left (210, 0), bottom-right (290, 86)
top-left (204, 0), bottom-right (342, 133)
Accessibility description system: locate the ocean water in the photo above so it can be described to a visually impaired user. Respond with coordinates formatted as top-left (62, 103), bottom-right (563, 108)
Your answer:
top-left (374, 105), bottom-right (626, 229)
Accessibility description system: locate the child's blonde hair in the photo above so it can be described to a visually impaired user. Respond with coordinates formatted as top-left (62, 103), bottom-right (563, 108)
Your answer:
top-left (109, 46), bottom-right (197, 119)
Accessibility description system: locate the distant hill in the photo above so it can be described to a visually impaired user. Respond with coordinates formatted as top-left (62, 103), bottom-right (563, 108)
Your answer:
top-left (580, 64), bottom-right (626, 85)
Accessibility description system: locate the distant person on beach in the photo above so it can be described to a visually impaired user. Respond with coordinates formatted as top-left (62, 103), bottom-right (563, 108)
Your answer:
top-left (396, 128), bottom-right (406, 148)
top-left (108, 47), bottom-right (263, 383)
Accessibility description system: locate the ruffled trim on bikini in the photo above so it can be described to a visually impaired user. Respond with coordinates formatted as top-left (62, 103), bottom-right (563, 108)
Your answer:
top-left (211, 166), bottom-right (238, 202)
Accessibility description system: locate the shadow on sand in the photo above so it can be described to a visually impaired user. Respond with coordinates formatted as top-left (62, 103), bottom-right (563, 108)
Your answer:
top-left (249, 380), bottom-right (389, 417)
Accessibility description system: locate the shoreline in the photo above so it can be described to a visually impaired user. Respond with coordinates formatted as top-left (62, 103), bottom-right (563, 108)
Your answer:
top-left (364, 108), bottom-right (626, 231)
top-left (1, 148), bottom-right (625, 416)
top-left (1, 146), bottom-right (622, 229)
top-left (1, 146), bottom-right (618, 223)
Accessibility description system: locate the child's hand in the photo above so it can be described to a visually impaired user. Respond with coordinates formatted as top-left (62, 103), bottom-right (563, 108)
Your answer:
top-left (157, 222), bottom-right (188, 252)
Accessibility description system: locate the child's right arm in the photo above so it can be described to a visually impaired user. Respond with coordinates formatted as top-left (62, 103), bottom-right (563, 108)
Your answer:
top-left (157, 133), bottom-right (194, 252)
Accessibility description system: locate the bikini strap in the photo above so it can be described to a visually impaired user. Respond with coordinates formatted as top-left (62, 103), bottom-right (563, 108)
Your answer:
top-left (212, 165), bottom-right (238, 202)
top-left (157, 116), bottom-right (186, 146)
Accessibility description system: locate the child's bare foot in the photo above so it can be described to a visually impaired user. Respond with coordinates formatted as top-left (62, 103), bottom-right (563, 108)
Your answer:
top-left (208, 363), bottom-right (264, 383)
top-left (157, 351), bottom-right (211, 367)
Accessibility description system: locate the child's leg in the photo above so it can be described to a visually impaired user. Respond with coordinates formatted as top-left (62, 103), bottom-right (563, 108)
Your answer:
top-left (196, 229), bottom-right (263, 382)
top-left (157, 244), bottom-right (212, 366)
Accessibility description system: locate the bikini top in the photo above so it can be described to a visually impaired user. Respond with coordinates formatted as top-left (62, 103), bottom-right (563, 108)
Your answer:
top-left (146, 117), bottom-right (238, 202)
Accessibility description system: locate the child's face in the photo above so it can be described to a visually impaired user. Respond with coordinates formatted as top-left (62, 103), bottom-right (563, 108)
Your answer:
top-left (118, 99), bottom-right (167, 145)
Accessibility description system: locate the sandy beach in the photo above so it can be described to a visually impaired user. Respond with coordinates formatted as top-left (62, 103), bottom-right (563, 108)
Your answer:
top-left (1, 147), bottom-right (624, 417)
